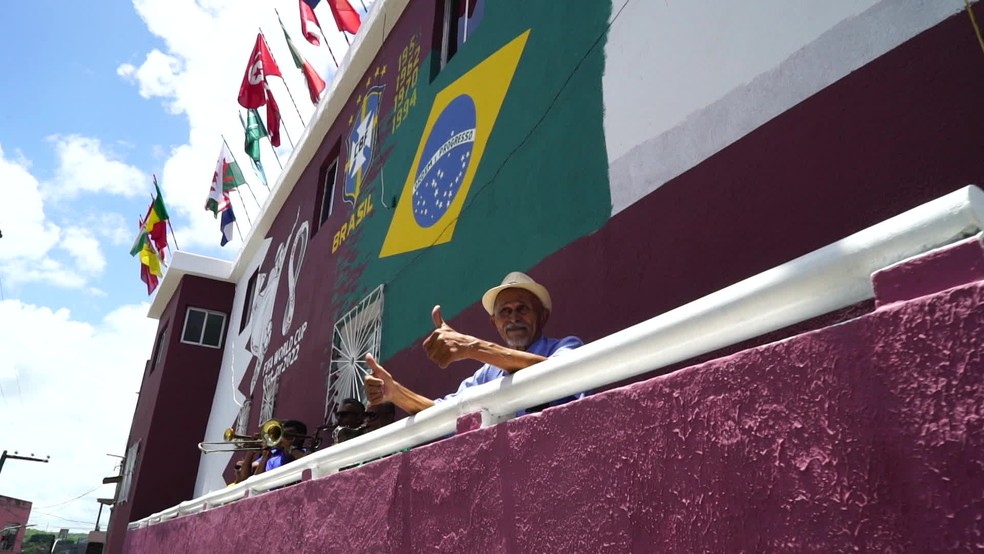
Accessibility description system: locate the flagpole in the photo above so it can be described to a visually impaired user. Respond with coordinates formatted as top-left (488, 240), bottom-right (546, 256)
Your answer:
top-left (222, 135), bottom-right (264, 213)
top-left (321, 27), bottom-right (339, 67)
top-left (154, 174), bottom-right (180, 251)
top-left (232, 192), bottom-right (253, 227)
top-left (357, 0), bottom-right (368, 13)
top-left (260, 27), bottom-right (307, 126)
top-left (233, 217), bottom-right (245, 243)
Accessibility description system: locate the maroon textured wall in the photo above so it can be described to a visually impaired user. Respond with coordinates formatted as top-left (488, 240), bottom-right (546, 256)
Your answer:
top-left (107, 275), bottom-right (234, 554)
top-left (0, 495), bottom-right (31, 553)
top-left (123, 273), bottom-right (984, 552)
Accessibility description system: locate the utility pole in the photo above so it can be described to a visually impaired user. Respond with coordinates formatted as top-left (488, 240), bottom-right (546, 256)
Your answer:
top-left (0, 450), bottom-right (50, 475)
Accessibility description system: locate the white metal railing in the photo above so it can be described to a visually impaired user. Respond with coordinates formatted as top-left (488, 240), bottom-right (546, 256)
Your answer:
top-left (130, 185), bottom-right (984, 530)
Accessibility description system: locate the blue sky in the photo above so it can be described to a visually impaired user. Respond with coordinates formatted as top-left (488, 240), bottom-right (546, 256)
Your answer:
top-left (0, 0), bottom-right (355, 534)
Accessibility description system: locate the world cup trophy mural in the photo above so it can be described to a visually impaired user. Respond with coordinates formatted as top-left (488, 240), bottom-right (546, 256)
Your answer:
top-left (239, 210), bottom-right (310, 430)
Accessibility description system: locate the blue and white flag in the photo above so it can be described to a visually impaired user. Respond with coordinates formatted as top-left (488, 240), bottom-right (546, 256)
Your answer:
top-left (220, 205), bottom-right (236, 246)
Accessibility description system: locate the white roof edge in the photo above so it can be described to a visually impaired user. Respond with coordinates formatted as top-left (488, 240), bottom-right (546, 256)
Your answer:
top-left (147, 0), bottom-right (411, 321)
top-left (148, 252), bottom-right (235, 319)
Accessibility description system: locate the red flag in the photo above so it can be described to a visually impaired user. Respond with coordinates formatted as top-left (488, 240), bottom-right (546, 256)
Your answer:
top-left (266, 90), bottom-right (282, 147)
top-left (325, 0), bottom-right (361, 34)
top-left (300, 0), bottom-right (324, 46)
top-left (238, 34), bottom-right (283, 109)
top-left (282, 22), bottom-right (326, 104)
top-left (140, 262), bottom-right (160, 295)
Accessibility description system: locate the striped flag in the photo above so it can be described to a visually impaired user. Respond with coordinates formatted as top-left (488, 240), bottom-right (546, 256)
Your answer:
top-left (206, 144), bottom-right (246, 216)
top-left (220, 205), bottom-right (237, 246)
top-left (300, 0), bottom-right (324, 46)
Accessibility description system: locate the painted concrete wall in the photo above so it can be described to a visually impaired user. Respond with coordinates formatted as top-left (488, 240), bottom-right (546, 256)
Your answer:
top-left (125, 269), bottom-right (984, 552)
top-left (0, 495), bottom-right (31, 553)
top-left (188, 0), bottom-right (984, 498)
top-left (107, 276), bottom-right (234, 554)
top-left (603, 0), bottom-right (966, 212)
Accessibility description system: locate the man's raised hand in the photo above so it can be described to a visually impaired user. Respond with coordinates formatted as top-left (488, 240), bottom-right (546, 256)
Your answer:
top-left (423, 304), bottom-right (478, 368)
top-left (364, 354), bottom-right (393, 405)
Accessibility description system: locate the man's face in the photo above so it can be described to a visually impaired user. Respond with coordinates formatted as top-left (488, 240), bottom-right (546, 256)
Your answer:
top-left (336, 402), bottom-right (364, 429)
top-left (490, 288), bottom-right (548, 350)
top-left (363, 404), bottom-right (394, 432)
top-left (279, 425), bottom-right (300, 449)
top-left (234, 460), bottom-right (248, 482)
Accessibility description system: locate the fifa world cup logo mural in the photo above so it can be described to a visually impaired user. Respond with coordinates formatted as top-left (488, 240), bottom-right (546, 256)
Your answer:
top-left (240, 209), bottom-right (310, 429)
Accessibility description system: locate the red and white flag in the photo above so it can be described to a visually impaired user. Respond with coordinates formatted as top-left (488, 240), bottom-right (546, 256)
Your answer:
top-left (300, 0), bottom-right (324, 46)
top-left (326, 0), bottom-right (361, 35)
top-left (238, 33), bottom-right (283, 109)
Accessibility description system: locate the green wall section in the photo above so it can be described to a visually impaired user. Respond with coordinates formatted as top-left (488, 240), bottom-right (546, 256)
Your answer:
top-left (333, 1), bottom-right (613, 358)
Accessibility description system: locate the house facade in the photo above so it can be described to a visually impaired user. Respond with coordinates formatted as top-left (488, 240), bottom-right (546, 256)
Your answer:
top-left (109, 0), bottom-right (984, 551)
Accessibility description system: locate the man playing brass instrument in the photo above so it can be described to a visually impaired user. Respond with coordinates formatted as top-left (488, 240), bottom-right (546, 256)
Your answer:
top-left (252, 419), bottom-right (308, 474)
top-left (365, 272), bottom-right (584, 415)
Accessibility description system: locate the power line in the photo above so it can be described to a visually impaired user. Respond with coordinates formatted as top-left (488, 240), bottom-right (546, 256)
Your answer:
top-left (32, 511), bottom-right (97, 527)
top-left (35, 485), bottom-right (103, 510)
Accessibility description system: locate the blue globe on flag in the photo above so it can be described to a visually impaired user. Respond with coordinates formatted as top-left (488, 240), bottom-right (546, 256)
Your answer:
top-left (411, 94), bottom-right (477, 228)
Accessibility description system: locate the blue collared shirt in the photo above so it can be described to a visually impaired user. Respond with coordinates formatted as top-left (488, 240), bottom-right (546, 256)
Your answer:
top-left (436, 335), bottom-right (585, 409)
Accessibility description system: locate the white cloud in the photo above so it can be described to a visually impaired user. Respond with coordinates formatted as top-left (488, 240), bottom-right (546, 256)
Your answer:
top-left (84, 212), bottom-right (133, 247)
top-left (44, 135), bottom-right (148, 199)
top-left (0, 145), bottom-right (62, 262)
top-left (0, 145), bottom-right (114, 290)
top-left (0, 299), bottom-right (157, 530)
top-left (118, 49), bottom-right (183, 110)
top-left (62, 227), bottom-right (107, 275)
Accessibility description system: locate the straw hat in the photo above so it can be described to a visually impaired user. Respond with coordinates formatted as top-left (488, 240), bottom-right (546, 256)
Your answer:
top-left (481, 271), bottom-right (552, 315)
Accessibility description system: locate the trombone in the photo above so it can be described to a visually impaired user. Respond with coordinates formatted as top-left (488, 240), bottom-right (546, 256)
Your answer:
top-left (197, 428), bottom-right (263, 454)
top-left (198, 419), bottom-right (320, 453)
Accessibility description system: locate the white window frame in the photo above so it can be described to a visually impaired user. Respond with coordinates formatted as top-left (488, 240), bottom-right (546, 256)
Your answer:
top-left (180, 307), bottom-right (227, 349)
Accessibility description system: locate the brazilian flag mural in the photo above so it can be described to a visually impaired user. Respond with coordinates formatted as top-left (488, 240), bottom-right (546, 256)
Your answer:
top-left (332, 1), bottom-right (614, 357)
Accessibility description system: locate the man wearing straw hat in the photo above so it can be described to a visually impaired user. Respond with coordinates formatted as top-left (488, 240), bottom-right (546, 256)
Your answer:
top-left (365, 271), bottom-right (583, 415)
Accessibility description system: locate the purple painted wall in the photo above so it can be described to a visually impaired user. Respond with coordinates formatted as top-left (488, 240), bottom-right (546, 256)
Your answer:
top-left (123, 268), bottom-right (984, 552)
top-left (107, 275), bottom-right (235, 554)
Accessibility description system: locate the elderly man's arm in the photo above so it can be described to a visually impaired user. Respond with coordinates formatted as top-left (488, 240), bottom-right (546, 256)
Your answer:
top-left (423, 306), bottom-right (547, 373)
top-left (365, 355), bottom-right (435, 415)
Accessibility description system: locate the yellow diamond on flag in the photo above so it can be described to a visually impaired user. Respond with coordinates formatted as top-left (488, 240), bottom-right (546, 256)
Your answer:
top-left (379, 30), bottom-right (530, 258)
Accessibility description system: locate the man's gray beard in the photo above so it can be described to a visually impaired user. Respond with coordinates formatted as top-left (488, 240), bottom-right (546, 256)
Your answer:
top-left (505, 324), bottom-right (531, 350)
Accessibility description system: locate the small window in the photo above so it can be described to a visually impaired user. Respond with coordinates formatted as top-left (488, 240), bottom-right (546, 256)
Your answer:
top-left (239, 270), bottom-right (259, 333)
top-left (181, 307), bottom-right (226, 348)
top-left (149, 324), bottom-right (169, 373)
top-left (118, 441), bottom-right (140, 504)
top-left (319, 158), bottom-right (339, 227)
top-left (1, 525), bottom-right (17, 551)
top-left (440, 0), bottom-right (485, 69)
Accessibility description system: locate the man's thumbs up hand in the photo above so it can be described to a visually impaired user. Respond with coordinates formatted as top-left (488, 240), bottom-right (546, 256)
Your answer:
top-left (423, 305), bottom-right (478, 368)
top-left (432, 305), bottom-right (447, 329)
top-left (365, 354), bottom-right (393, 404)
